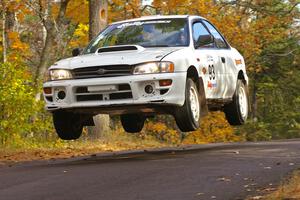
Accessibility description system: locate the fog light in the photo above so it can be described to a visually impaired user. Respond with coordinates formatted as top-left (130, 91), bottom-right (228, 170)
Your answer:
top-left (159, 79), bottom-right (172, 87)
top-left (43, 87), bottom-right (52, 94)
top-left (145, 85), bottom-right (154, 94)
top-left (57, 91), bottom-right (66, 100)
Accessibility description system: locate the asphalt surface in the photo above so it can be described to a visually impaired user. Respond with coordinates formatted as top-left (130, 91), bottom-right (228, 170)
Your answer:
top-left (0, 140), bottom-right (300, 200)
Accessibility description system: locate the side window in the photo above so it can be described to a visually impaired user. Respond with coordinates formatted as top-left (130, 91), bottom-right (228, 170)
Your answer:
top-left (192, 22), bottom-right (213, 48)
top-left (203, 21), bottom-right (228, 49)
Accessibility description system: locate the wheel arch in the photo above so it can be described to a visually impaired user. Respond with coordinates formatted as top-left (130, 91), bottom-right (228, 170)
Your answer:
top-left (237, 70), bottom-right (251, 112)
top-left (187, 65), bottom-right (200, 89)
top-left (238, 70), bottom-right (247, 85)
top-left (187, 65), bottom-right (208, 117)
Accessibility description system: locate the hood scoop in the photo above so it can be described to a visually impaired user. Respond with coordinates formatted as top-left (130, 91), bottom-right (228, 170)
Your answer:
top-left (96, 45), bottom-right (144, 54)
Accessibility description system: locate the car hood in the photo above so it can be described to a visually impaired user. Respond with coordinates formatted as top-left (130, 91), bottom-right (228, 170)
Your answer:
top-left (51, 46), bottom-right (183, 69)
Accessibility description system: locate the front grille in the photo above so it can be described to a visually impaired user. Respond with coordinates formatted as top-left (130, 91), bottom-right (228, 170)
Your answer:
top-left (75, 84), bottom-right (133, 102)
top-left (110, 92), bottom-right (132, 100)
top-left (73, 65), bottom-right (134, 79)
top-left (77, 94), bottom-right (103, 102)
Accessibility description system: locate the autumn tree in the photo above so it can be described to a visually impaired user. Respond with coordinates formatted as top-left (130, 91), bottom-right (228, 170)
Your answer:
top-left (0, 0), bottom-right (299, 144)
top-left (88, 0), bottom-right (110, 139)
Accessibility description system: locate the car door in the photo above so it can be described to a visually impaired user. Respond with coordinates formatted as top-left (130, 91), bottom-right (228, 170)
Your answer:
top-left (192, 21), bottom-right (224, 99)
top-left (202, 20), bottom-right (235, 99)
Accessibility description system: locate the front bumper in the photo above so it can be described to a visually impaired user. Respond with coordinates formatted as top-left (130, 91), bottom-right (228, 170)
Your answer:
top-left (43, 72), bottom-right (186, 114)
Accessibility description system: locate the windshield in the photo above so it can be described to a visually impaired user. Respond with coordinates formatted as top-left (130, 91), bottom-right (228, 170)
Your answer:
top-left (84, 18), bottom-right (189, 54)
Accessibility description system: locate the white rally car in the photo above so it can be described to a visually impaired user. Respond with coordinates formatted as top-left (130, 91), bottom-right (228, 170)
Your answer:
top-left (43, 15), bottom-right (249, 140)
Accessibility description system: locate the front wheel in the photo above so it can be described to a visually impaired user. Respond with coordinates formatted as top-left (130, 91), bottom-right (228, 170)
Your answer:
top-left (224, 80), bottom-right (249, 125)
top-left (121, 114), bottom-right (146, 133)
top-left (53, 111), bottom-right (83, 140)
top-left (174, 78), bottom-right (201, 132)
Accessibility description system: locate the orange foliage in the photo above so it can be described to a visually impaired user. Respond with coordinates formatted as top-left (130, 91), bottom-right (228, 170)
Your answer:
top-left (140, 112), bottom-right (242, 144)
top-left (66, 0), bottom-right (89, 24)
top-left (7, 32), bottom-right (30, 62)
top-left (183, 112), bottom-right (243, 144)
top-left (143, 121), bottom-right (181, 144)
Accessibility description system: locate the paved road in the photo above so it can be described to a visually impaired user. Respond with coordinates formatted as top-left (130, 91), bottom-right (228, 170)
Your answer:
top-left (0, 140), bottom-right (300, 200)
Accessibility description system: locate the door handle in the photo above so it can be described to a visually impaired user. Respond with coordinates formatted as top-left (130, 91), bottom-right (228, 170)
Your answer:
top-left (221, 57), bottom-right (226, 63)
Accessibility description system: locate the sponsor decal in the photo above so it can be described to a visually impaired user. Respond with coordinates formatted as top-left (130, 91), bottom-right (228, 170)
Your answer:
top-left (208, 81), bottom-right (217, 89)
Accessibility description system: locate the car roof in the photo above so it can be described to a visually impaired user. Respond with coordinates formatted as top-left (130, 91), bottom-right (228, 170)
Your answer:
top-left (110, 15), bottom-right (206, 25)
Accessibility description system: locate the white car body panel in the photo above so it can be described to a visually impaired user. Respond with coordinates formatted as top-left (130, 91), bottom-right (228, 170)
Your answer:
top-left (52, 47), bottom-right (183, 70)
top-left (44, 72), bottom-right (187, 112)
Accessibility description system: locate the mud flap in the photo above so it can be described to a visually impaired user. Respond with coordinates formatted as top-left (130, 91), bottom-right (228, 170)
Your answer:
top-left (199, 77), bottom-right (208, 118)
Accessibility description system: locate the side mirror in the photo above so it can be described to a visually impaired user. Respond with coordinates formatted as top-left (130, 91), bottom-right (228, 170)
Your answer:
top-left (195, 35), bottom-right (214, 48)
top-left (72, 48), bottom-right (82, 57)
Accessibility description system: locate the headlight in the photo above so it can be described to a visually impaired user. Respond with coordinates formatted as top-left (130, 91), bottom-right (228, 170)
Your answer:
top-left (45, 69), bottom-right (73, 81)
top-left (133, 62), bottom-right (174, 75)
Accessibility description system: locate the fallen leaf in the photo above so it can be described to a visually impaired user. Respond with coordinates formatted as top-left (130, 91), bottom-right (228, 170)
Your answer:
top-left (217, 177), bottom-right (231, 182)
top-left (263, 187), bottom-right (276, 192)
top-left (289, 163), bottom-right (295, 166)
top-left (251, 196), bottom-right (263, 200)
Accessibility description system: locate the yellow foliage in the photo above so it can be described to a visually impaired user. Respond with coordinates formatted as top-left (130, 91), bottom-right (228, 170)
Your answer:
top-left (143, 121), bottom-right (181, 144)
top-left (70, 23), bottom-right (90, 48)
top-left (183, 112), bottom-right (243, 144)
top-left (141, 112), bottom-right (243, 145)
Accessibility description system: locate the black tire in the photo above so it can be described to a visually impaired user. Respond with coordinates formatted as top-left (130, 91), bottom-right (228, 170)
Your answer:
top-left (53, 111), bottom-right (83, 140)
top-left (120, 114), bottom-right (146, 133)
top-left (224, 80), bottom-right (249, 125)
top-left (174, 78), bottom-right (201, 132)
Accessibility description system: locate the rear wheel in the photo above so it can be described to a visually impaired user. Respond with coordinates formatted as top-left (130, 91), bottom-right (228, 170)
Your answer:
top-left (174, 78), bottom-right (201, 132)
top-left (53, 111), bottom-right (83, 140)
top-left (224, 80), bottom-right (249, 125)
top-left (121, 114), bottom-right (146, 133)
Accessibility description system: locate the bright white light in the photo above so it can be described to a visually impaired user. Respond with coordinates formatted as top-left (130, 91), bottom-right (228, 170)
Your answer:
top-left (142, 0), bottom-right (153, 6)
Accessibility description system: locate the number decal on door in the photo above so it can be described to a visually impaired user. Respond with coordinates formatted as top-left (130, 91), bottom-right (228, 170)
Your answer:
top-left (207, 65), bottom-right (217, 89)
top-left (208, 65), bottom-right (216, 80)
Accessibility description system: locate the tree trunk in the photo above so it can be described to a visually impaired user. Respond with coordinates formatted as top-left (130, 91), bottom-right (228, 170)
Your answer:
top-left (88, 0), bottom-right (110, 139)
top-left (2, 9), bottom-right (7, 63)
top-left (35, 28), bottom-right (55, 87)
top-left (1, 5), bottom-right (15, 63)
top-left (88, 114), bottom-right (110, 139)
top-left (89, 0), bottom-right (108, 41)
top-left (34, 0), bottom-right (70, 90)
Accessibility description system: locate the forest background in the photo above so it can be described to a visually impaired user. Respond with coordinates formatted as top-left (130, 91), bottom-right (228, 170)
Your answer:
top-left (0, 0), bottom-right (299, 150)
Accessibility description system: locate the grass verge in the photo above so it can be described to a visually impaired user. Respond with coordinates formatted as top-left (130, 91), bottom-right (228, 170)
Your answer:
top-left (248, 170), bottom-right (300, 200)
top-left (0, 131), bottom-right (169, 164)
